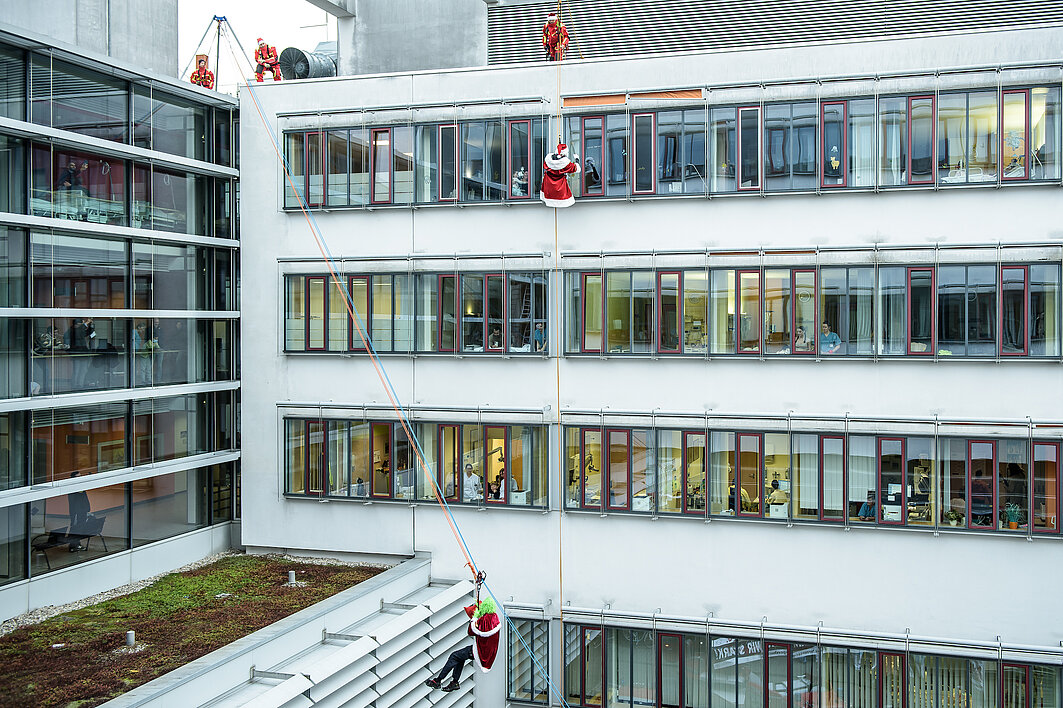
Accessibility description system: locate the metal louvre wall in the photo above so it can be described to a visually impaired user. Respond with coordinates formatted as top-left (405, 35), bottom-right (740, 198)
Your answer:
top-left (488, 0), bottom-right (1063, 64)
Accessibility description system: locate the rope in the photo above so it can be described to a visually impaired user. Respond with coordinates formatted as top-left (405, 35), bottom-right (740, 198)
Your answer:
top-left (180, 17), bottom-right (217, 81)
top-left (220, 21), bottom-right (572, 707)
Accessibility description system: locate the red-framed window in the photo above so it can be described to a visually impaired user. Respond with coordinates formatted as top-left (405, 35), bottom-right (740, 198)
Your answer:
top-left (1033, 441), bottom-right (1060, 534)
top-left (348, 275), bottom-right (370, 351)
top-left (792, 269), bottom-right (816, 355)
top-left (968, 440), bottom-right (996, 529)
top-left (370, 422), bottom-right (392, 498)
top-left (737, 106), bottom-right (762, 191)
top-left (658, 271), bottom-right (682, 354)
top-left (304, 131), bottom-right (325, 207)
top-left (1001, 89), bottom-right (1030, 181)
top-left (907, 96), bottom-right (935, 184)
top-left (306, 276), bottom-right (326, 351)
top-left (370, 127), bottom-right (392, 204)
top-left (507, 119), bottom-right (532, 200)
top-left (820, 435), bottom-right (846, 521)
top-left (738, 269), bottom-right (761, 354)
top-left (607, 428), bottom-right (631, 511)
top-left (877, 437), bottom-right (906, 525)
top-left (765, 642), bottom-right (791, 708)
top-left (632, 112), bottom-right (656, 194)
top-left (879, 653), bottom-right (907, 708)
top-left (438, 274), bottom-right (458, 352)
top-left (581, 116), bottom-right (605, 197)
top-left (657, 632), bottom-right (685, 708)
top-left (438, 423), bottom-right (461, 502)
top-left (570, 625), bottom-right (603, 707)
top-left (1002, 663), bottom-right (1030, 708)
top-left (439, 124), bottom-right (459, 201)
top-left (906, 267), bottom-right (935, 355)
top-left (682, 431), bottom-right (706, 515)
top-left (485, 425), bottom-right (508, 504)
top-left (1000, 265), bottom-right (1029, 356)
top-left (580, 427), bottom-right (604, 510)
top-left (582, 272), bottom-right (604, 353)
top-left (821, 101), bottom-right (847, 188)
top-left (484, 273), bottom-right (506, 353)
top-left (737, 433), bottom-right (762, 517)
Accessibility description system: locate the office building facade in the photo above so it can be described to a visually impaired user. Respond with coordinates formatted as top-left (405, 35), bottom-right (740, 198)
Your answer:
top-left (243, 17), bottom-right (1063, 708)
top-left (0, 23), bottom-right (239, 616)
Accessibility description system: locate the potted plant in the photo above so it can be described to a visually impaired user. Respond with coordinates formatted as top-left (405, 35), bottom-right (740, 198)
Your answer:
top-left (1003, 502), bottom-right (1022, 530)
top-left (943, 509), bottom-right (963, 527)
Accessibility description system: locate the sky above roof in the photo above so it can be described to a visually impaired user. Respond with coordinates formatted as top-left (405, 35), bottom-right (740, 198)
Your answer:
top-left (178, 0), bottom-right (336, 95)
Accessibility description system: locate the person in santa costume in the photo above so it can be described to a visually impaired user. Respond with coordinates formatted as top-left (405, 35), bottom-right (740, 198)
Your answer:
top-left (425, 597), bottom-right (502, 692)
top-left (541, 143), bottom-right (581, 208)
top-left (254, 38), bottom-right (282, 82)
top-left (542, 12), bottom-right (569, 61)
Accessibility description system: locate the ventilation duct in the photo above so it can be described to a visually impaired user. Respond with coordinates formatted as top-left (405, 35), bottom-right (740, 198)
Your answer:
top-left (279, 47), bottom-right (337, 80)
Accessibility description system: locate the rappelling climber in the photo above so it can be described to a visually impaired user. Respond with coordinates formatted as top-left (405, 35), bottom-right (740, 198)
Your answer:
top-left (254, 37), bottom-right (282, 82)
top-left (542, 11), bottom-right (569, 62)
top-left (190, 57), bottom-right (215, 90)
top-left (540, 142), bottom-right (580, 208)
top-left (425, 574), bottom-right (501, 692)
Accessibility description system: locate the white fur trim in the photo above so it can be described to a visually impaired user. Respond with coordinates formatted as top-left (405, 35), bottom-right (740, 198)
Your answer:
top-left (544, 154), bottom-right (571, 170)
top-left (540, 192), bottom-right (575, 208)
top-left (469, 616), bottom-right (501, 638)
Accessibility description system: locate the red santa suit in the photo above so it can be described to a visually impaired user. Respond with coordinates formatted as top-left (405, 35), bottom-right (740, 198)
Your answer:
top-left (464, 602), bottom-right (501, 672)
top-left (254, 39), bottom-right (282, 82)
top-left (540, 143), bottom-right (580, 208)
top-left (542, 13), bottom-right (569, 61)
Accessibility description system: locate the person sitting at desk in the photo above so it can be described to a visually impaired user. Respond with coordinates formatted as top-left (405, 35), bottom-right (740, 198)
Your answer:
top-left (766, 479), bottom-right (789, 505)
top-left (727, 479), bottom-right (752, 513)
top-left (857, 490), bottom-right (876, 521)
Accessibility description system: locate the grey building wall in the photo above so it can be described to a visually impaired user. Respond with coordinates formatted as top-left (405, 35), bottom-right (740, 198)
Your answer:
top-left (0, 0), bottom-right (178, 76)
top-left (333, 0), bottom-right (487, 75)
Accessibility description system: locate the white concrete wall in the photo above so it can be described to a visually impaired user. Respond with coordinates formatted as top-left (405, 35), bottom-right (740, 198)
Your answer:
top-left (239, 26), bottom-right (1063, 704)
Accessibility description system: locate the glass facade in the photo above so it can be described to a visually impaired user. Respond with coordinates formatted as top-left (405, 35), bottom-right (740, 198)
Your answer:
top-left (562, 624), bottom-right (1061, 708)
top-left (282, 84), bottom-right (1061, 208)
top-left (284, 416), bottom-right (549, 507)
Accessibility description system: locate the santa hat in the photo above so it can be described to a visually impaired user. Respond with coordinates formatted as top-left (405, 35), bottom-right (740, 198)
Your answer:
top-left (547, 12), bottom-right (557, 21)
top-left (257, 38), bottom-right (265, 44)
top-left (554, 143), bottom-right (569, 157)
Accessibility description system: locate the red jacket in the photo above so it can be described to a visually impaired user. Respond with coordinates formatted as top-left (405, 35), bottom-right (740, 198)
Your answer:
top-left (255, 44), bottom-right (278, 66)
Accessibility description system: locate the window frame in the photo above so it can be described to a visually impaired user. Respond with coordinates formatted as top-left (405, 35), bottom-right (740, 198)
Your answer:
top-left (967, 439), bottom-right (997, 530)
top-left (485, 424), bottom-right (508, 505)
top-left (879, 652), bottom-right (907, 708)
top-left (737, 269), bottom-right (761, 354)
top-left (906, 266), bottom-right (935, 356)
top-left (580, 115), bottom-right (606, 197)
top-left (1002, 663), bottom-right (1030, 708)
top-left (877, 436), bottom-right (907, 526)
top-left (820, 435), bottom-right (846, 522)
top-left (370, 422), bottom-right (393, 498)
top-left (438, 423), bottom-right (461, 503)
top-left (305, 131), bottom-right (325, 207)
top-left (437, 274), bottom-right (458, 353)
top-left (438, 123), bottom-right (459, 202)
top-left (907, 95), bottom-right (936, 185)
top-left (657, 270), bottom-right (682, 354)
top-left (484, 272), bottom-right (506, 353)
top-left (736, 432), bottom-right (763, 518)
top-left (1001, 89), bottom-right (1030, 182)
top-left (1000, 264), bottom-right (1029, 356)
top-left (820, 101), bottom-right (848, 188)
top-left (607, 427), bottom-right (631, 512)
top-left (581, 272), bottom-right (604, 353)
top-left (631, 112), bottom-right (657, 195)
top-left (765, 641), bottom-right (792, 708)
top-left (580, 426), bottom-right (603, 511)
top-left (657, 632), bottom-right (685, 708)
top-left (507, 119), bottom-right (532, 200)
top-left (370, 127), bottom-right (392, 205)
top-left (1033, 441), bottom-right (1060, 535)
top-left (791, 269), bottom-right (817, 356)
top-left (737, 106), bottom-right (762, 191)
top-left (305, 276), bottom-right (327, 352)
top-left (348, 275), bottom-right (369, 351)
top-left (682, 430), bottom-right (706, 515)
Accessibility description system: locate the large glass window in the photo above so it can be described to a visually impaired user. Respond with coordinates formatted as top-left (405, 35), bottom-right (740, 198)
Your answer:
top-left (150, 90), bottom-right (209, 161)
top-left (31, 403), bottom-right (126, 484)
top-left (0, 226), bottom-right (27, 308)
top-left (822, 102), bottom-right (847, 187)
top-left (710, 107), bottom-right (736, 192)
top-left (606, 628), bottom-right (655, 707)
top-left (31, 55), bottom-right (128, 143)
top-left (1031, 86), bottom-right (1061, 180)
top-left (0, 43), bottom-right (26, 120)
top-left (738, 107), bottom-right (761, 190)
top-left (879, 96), bottom-right (907, 186)
top-left (1002, 90), bottom-right (1029, 180)
top-left (632, 113), bottom-right (655, 194)
top-left (30, 480), bottom-right (127, 576)
top-left (1031, 264), bottom-right (1061, 357)
top-left (131, 468), bottom-right (208, 546)
top-left (908, 96), bottom-right (935, 184)
top-left (509, 619), bottom-right (549, 703)
top-left (32, 232), bottom-right (126, 308)
top-left (849, 99), bottom-right (875, 187)
top-left (31, 145), bottom-right (127, 225)
top-left (32, 317), bottom-right (127, 394)
top-left (1033, 442), bottom-right (1059, 533)
top-left (509, 120), bottom-right (531, 199)
top-left (0, 136), bottom-right (26, 215)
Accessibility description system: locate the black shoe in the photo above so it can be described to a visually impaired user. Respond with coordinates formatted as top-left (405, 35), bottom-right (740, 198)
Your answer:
top-left (425, 678), bottom-right (441, 690)
top-left (442, 681), bottom-right (460, 692)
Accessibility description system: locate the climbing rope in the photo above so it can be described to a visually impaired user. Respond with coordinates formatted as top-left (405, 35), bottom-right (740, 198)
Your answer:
top-left (219, 21), bottom-right (572, 707)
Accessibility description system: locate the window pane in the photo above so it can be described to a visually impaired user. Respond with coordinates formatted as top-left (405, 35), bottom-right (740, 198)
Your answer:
top-left (584, 628), bottom-right (603, 706)
top-left (820, 268), bottom-right (847, 356)
top-left (371, 129), bottom-right (391, 203)
top-left (581, 117), bottom-right (604, 196)
top-left (1003, 666), bottom-right (1028, 708)
top-left (794, 271), bottom-right (815, 353)
top-left (461, 274), bottom-right (484, 351)
top-left (792, 433), bottom-right (819, 520)
top-left (710, 268), bottom-right (735, 352)
top-left (1031, 665), bottom-right (1060, 708)
top-left (685, 109), bottom-right (707, 193)
top-left (509, 121), bottom-right (530, 199)
top-left (1002, 267), bottom-right (1027, 354)
top-left (710, 431), bottom-right (735, 515)
top-left (660, 634), bottom-right (682, 708)
top-left (632, 429), bottom-right (653, 513)
top-left (739, 107), bottom-right (761, 188)
top-left (371, 423), bottom-right (391, 497)
top-left (684, 635), bottom-right (709, 708)
top-left (509, 619), bottom-right (548, 703)
top-left (132, 469), bottom-right (208, 546)
top-left (940, 438), bottom-right (967, 527)
top-left (1030, 264), bottom-right (1060, 356)
top-left (632, 271), bottom-right (654, 354)
top-left (685, 432), bottom-right (705, 513)
top-left (584, 274), bottom-right (603, 352)
top-left (414, 124), bottom-right (437, 203)
top-left (462, 425), bottom-right (484, 502)
top-left (657, 111), bottom-right (683, 195)
top-left (792, 102), bottom-right (817, 189)
top-left (151, 92), bottom-right (207, 161)
top-left (33, 57), bottom-right (128, 143)
top-left (968, 265), bottom-right (997, 355)
top-left (393, 126), bottom-right (414, 205)
top-left (1002, 92), bottom-right (1028, 179)
top-left (937, 265), bottom-right (966, 355)
top-left (823, 102), bottom-right (846, 186)
top-left (999, 439), bottom-right (1028, 531)
top-left (738, 271), bottom-right (760, 352)
top-left (849, 436), bottom-right (876, 523)
top-left (438, 425), bottom-right (459, 502)
top-left (908, 269), bottom-right (933, 354)
top-left (738, 434), bottom-right (761, 516)
top-left (350, 128), bottom-right (369, 205)
top-left (1033, 443), bottom-right (1059, 532)
top-left (285, 276), bottom-right (305, 350)
top-left (0, 227), bottom-right (26, 309)
top-left (1031, 86), bottom-right (1061, 180)
top-left (0, 136), bottom-right (25, 215)
top-left (906, 437), bottom-right (934, 527)
top-left (710, 107), bottom-right (736, 192)
top-left (849, 99), bottom-right (875, 187)
top-left (792, 644), bottom-right (818, 708)
top-left (822, 436), bottom-right (845, 520)
top-left (461, 122), bottom-right (485, 201)
top-left (764, 433), bottom-right (790, 519)
top-left (660, 272), bottom-right (680, 352)
top-left (683, 271), bottom-right (708, 353)
top-left (606, 114), bottom-right (629, 197)
top-left (31, 403), bottom-right (126, 482)
top-left (0, 44), bottom-right (25, 120)
top-left (0, 504), bottom-right (26, 586)
top-left (763, 269), bottom-right (790, 354)
top-left (307, 278), bottom-right (325, 349)
top-left (968, 91), bottom-right (998, 181)
top-left (633, 114), bottom-right (655, 193)
top-left (1, 319), bottom-right (26, 399)
top-left (326, 130), bottom-right (349, 206)
top-left (483, 121), bottom-right (504, 201)
top-left (969, 441), bottom-right (994, 529)
top-left (152, 169), bottom-right (208, 235)
top-left (285, 133), bottom-right (305, 208)
top-left (606, 272), bottom-right (631, 353)
top-left (30, 480), bottom-right (127, 576)
top-left (658, 429), bottom-right (682, 514)
top-left (763, 103), bottom-right (791, 191)
top-left (909, 97), bottom-right (934, 183)
top-left (711, 638), bottom-right (738, 708)
top-left (879, 97), bottom-right (907, 186)
top-left (937, 93), bottom-right (968, 184)
top-left (32, 232), bottom-right (127, 308)
top-left (879, 267), bottom-right (906, 355)
top-left (582, 429), bottom-right (602, 508)
top-left (970, 660), bottom-right (998, 708)
top-left (881, 655), bottom-right (905, 708)
top-left (879, 438), bottom-right (904, 523)
top-left (328, 278), bottom-right (348, 351)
